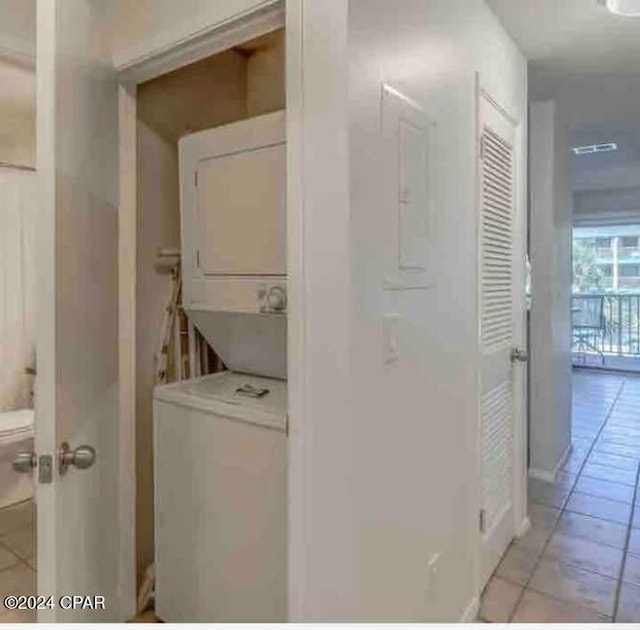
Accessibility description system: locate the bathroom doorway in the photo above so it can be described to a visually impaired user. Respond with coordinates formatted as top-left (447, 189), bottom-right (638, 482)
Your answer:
top-left (0, 33), bottom-right (37, 623)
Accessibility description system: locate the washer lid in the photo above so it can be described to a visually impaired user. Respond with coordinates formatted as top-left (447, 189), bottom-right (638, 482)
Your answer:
top-left (154, 372), bottom-right (287, 431)
top-left (0, 409), bottom-right (34, 436)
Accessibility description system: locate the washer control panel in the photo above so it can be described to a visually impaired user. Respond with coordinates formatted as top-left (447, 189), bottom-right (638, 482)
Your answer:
top-left (258, 284), bottom-right (287, 314)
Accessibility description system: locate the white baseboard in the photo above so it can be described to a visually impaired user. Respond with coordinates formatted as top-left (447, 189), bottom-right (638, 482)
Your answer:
top-left (460, 595), bottom-right (480, 623)
top-left (529, 443), bottom-right (572, 484)
top-left (516, 516), bottom-right (531, 539)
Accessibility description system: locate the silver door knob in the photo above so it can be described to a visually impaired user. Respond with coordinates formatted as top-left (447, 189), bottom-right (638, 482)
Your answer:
top-left (12, 452), bottom-right (36, 473)
top-left (58, 442), bottom-right (96, 475)
top-left (511, 347), bottom-right (528, 363)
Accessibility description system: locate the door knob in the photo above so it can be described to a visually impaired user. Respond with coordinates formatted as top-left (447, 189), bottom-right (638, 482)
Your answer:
top-left (58, 442), bottom-right (96, 475)
top-left (12, 452), bottom-right (37, 473)
top-left (511, 347), bottom-right (528, 363)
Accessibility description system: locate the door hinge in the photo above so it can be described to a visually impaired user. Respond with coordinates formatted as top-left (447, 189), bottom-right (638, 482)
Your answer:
top-left (479, 509), bottom-right (486, 533)
top-left (194, 172), bottom-right (198, 187)
top-left (196, 250), bottom-right (200, 268)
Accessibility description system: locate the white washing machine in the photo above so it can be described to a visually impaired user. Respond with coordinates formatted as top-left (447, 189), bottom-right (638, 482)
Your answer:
top-left (153, 371), bottom-right (287, 622)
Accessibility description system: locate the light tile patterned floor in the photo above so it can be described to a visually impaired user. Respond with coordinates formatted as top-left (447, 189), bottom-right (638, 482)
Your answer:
top-left (480, 369), bottom-right (640, 622)
top-left (0, 500), bottom-right (36, 623)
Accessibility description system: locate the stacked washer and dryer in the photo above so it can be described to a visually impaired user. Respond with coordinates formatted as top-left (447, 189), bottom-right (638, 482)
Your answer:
top-left (153, 110), bottom-right (288, 622)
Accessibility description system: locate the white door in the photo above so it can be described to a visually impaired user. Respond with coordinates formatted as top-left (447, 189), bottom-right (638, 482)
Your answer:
top-left (478, 92), bottom-right (524, 586)
top-left (36, 0), bottom-right (122, 621)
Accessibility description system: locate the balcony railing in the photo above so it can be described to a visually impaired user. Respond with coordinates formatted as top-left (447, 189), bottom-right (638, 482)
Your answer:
top-left (573, 292), bottom-right (640, 357)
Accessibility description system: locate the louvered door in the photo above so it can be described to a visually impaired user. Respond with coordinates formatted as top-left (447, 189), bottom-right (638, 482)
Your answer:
top-left (478, 93), bottom-right (518, 587)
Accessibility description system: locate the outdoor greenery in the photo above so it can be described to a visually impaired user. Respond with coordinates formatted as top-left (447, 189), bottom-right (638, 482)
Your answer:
top-left (573, 239), bottom-right (605, 293)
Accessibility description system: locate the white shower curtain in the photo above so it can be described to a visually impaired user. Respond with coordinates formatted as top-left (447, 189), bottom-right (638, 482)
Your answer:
top-left (0, 169), bottom-right (36, 413)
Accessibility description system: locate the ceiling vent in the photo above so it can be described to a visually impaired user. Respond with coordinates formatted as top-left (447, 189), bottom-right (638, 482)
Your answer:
top-left (573, 143), bottom-right (618, 155)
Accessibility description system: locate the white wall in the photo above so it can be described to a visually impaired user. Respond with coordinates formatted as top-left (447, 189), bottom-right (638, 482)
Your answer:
top-left (574, 186), bottom-right (640, 227)
top-left (134, 120), bottom-right (179, 584)
top-left (246, 30), bottom-right (285, 117)
top-left (290, 0), bottom-right (526, 621)
top-left (573, 163), bottom-right (640, 226)
top-left (529, 101), bottom-right (572, 479)
top-left (0, 59), bottom-right (35, 167)
top-left (106, 0), bottom-right (278, 69)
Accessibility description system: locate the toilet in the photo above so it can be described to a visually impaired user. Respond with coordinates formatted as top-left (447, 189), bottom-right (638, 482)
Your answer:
top-left (0, 409), bottom-right (35, 509)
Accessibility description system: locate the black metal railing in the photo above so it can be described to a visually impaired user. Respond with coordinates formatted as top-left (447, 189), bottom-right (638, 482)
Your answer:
top-left (573, 292), bottom-right (640, 357)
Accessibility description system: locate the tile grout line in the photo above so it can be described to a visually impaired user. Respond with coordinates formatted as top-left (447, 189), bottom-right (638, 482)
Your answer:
top-left (612, 379), bottom-right (640, 621)
top-left (506, 376), bottom-right (626, 622)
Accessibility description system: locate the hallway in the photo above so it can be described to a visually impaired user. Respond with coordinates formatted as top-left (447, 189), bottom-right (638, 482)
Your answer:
top-left (480, 369), bottom-right (640, 622)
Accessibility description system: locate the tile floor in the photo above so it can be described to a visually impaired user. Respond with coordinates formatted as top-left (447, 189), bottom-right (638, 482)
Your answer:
top-left (480, 369), bottom-right (640, 622)
top-left (0, 499), bottom-right (36, 623)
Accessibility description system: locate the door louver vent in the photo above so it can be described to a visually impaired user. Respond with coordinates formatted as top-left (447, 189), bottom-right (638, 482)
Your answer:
top-left (481, 381), bottom-right (513, 534)
top-left (481, 128), bottom-right (514, 351)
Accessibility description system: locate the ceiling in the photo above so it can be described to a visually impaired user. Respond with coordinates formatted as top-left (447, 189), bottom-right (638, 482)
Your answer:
top-left (486, 0), bottom-right (640, 76)
top-left (572, 126), bottom-right (640, 173)
top-left (0, 61), bottom-right (34, 113)
top-left (486, 0), bottom-right (640, 127)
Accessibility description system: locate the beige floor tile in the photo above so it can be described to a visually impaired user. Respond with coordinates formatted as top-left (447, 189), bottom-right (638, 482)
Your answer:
top-left (0, 563), bottom-right (35, 600)
top-left (0, 501), bottom-right (34, 537)
top-left (601, 428), bottom-right (640, 444)
top-left (566, 491), bottom-right (632, 525)
top-left (479, 576), bottom-right (522, 622)
top-left (616, 582), bottom-right (640, 623)
top-left (0, 544), bottom-right (21, 572)
top-left (588, 451), bottom-right (638, 471)
top-left (544, 532), bottom-right (623, 578)
top-left (562, 452), bottom-right (587, 474)
top-left (1, 527), bottom-right (35, 563)
top-left (495, 543), bottom-right (540, 586)
top-left (513, 503), bottom-right (560, 555)
top-left (628, 528), bottom-right (640, 555)
top-left (593, 441), bottom-right (640, 460)
top-left (556, 510), bottom-right (628, 550)
top-left (529, 558), bottom-right (618, 616)
top-left (574, 476), bottom-right (635, 504)
top-left (623, 553), bottom-right (640, 587)
top-left (528, 478), bottom-right (571, 509)
top-left (512, 589), bottom-right (611, 623)
top-left (528, 503), bottom-right (561, 532)
top-left (557, 471), bottom-right (578, 488)
top-left (581, 462), bottom-right (637, 486)
top-left (513, 526), bottom-right (551, 556)
top-left (599, 433), bottom-right (640, 449)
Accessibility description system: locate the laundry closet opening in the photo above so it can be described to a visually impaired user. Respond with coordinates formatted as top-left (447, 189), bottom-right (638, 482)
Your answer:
top-left (134, 27), bottom-right (287, 621)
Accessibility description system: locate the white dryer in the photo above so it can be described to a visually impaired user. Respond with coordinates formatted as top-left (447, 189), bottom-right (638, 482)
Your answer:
top-left (153, 371), bottom-right (287, 622)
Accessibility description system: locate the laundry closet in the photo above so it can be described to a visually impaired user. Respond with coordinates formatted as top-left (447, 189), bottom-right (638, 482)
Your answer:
top-left (134, 29), bottom-right (287, 622)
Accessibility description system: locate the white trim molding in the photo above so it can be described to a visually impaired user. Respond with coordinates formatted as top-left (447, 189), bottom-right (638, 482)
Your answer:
top-left (114, 0), bottom-right (284, 84)
top-left (516, 516), bottom-right (531, 539)
top-left (117, 82), bottom-right (138, 619)
top-left (460, 596), bottom-right (480, 623)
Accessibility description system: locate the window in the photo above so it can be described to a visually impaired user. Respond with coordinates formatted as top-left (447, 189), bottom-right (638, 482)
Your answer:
top-left (622, 236), bottom-right (639, 248)
top-left (620, 265), bottom-right (640, 277)
top-left (601, 264), bottom-right (613, 276)
top-left (596, 237), bottom-right (612, 248)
